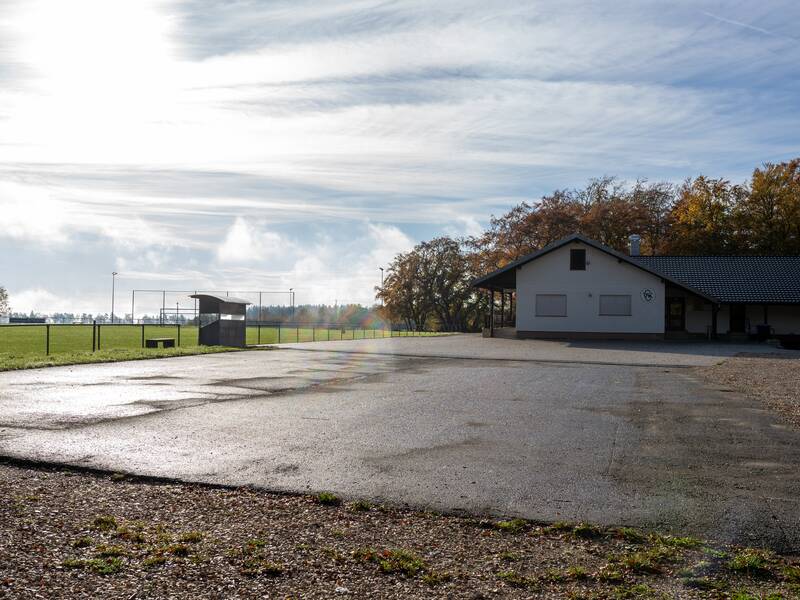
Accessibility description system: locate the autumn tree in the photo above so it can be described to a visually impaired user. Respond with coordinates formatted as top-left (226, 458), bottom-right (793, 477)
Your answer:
top-left (376, 247), bottom-right (431, 330)
top-left (377, 237), bottom-right (483, 331)
top-left (667, 176), bottom-right (747, 254)
top-left (0, 286), bottom-right (8, 316)
top-left (736, 159), bottom-right (800, 254)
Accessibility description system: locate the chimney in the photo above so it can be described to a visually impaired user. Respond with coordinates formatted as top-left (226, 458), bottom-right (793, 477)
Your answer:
top-left (628, 234), bottom-right (641, 256)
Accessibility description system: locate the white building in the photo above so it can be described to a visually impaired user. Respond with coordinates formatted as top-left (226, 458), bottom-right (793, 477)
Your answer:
top-left (473, 233), bottom-right (800, 341)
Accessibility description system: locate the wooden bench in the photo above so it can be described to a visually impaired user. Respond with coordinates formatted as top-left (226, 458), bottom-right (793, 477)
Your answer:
top-left (145, 337), bottom-right (175, 348)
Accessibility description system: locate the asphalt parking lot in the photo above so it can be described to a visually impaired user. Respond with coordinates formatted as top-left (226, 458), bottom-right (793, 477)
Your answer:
top-left (1, 335), bottom-right (798, 550)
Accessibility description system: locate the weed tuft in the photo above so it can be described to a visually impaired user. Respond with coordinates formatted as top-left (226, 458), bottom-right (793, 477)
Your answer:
top-left (377, 549), bottom-right (426, 576)
top-left (422, 570), bottom-right (453, 586)
top-left (179, 531), bottom-right (203, 543)
top-left (782, 565), bottom-right (800, 583)
top-left (497, 570), bottom-right (531, 587)
top-left (573, 522), bottom-right (604, 539)
top-left (316, 491), bottom-right (341, 506)
top-left (567, 566), bottom-right (590, 580)
top-left (86, 557), bottom-right (123, 575)
top-left (91, 515), bottom-right (118, 532)
top-left (95, 544), bottom-right (127, 558)
top-left (165, 543), bottom-right (190, 557)
top-left (727, 549), bottom-right (773, 577)
top-left (349, 499), bottom-right (373, 512)
top-left (142, 555), bottom-right (167, 568)
top-left (615, 527), bottom-right (646, 544)
top-left (494, 518), bottom-right (527, 533)
top-left (71, 536), bottom-right (93, 549)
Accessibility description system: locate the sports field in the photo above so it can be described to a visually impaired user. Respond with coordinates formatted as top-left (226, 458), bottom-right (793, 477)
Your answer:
top-left (0, 323), bottom-right (435, 357)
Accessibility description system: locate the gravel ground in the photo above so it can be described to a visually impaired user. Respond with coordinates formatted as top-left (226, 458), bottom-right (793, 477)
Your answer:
top-left (699, 353), bottom-right (800, 428)
top-left (2, 461), bottom-right (799, 599)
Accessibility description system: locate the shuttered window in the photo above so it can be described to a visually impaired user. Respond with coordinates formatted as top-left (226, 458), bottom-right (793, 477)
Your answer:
top-left (599, 295), bottom-right (631, 316)
top-left (570, 249), bottom-right (586, 270)
top-left (535, 294), bottom-right (567, 317)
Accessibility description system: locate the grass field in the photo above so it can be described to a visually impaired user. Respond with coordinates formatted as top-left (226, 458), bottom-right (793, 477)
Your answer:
top-left (0, 346), bottom-right (246, 372)
top-left (0, 324), bottom-right (442, 365)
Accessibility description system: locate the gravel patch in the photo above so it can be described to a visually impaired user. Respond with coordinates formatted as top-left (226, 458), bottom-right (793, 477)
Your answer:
top-left (699, 353), bottom-right (800, 428)
top-left (2, 461), bottom-right (799, 599)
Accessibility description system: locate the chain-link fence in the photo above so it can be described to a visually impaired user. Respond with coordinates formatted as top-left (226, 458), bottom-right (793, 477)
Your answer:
top-left (0, 321), bottom-right (431, 356)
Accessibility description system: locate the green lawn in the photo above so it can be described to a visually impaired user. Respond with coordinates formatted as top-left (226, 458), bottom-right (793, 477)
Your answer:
top-left (0, 346), bottom-right (245, 372)
top-left (0, 324), bottom-right (444, 361)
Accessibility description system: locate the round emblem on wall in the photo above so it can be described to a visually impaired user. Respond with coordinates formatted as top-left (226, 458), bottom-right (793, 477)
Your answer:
top-left (641, 288), bottom-right (655, 303)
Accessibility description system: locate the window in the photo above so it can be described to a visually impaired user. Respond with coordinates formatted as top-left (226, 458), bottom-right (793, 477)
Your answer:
top-left (599, 295), bottom-right (631, 316)
top-left (536, 294), bottom-right (567, 317)
top-left (570, 248), bottom-right (586, 270)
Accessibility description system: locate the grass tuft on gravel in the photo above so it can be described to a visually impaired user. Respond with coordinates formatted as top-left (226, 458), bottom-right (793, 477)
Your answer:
top-left (316, 491), bottom-right (342, 506)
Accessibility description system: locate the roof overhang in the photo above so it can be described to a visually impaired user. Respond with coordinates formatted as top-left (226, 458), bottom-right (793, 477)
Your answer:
top-left (189, 294), bottom-right (252, 305)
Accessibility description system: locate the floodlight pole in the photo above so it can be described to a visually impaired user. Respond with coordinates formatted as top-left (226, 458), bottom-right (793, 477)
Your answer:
top-left (111, 272), bottom-right (118, 323)
top-left (289, 288), bottom-right (294, 316)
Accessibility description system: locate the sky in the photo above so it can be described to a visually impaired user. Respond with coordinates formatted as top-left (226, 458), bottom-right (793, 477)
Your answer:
top-left (1, 0), bottom-right (799, 316)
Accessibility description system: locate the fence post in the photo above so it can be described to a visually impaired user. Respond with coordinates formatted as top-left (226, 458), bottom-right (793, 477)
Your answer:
top-left (312, 327), bottom-right (315, 342)
top-left (296, 324), bottom-right (299, 343)
top-left (258, 321), bottom-right (261, 345)
top-left (177, 323), bottom-right (181, 347)
top-left (97, 323), bottom-right (101, 350)
top-left (141, 324), bottom-right (145, 348)
top-left (46, 324), bottom-right (50, 355)
top-left (278, 324), bottom-right (281, 343)
top-left (92, 321), bottom-right (96, 352)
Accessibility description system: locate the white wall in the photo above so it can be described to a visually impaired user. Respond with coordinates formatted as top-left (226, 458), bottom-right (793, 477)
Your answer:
top-left (515, 242), bottom-right (665, 334)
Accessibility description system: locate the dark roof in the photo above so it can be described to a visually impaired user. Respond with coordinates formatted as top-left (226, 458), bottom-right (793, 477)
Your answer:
top-left (471, 233), bottom-right (716, 302)
top-left (632, 256), bottom-right (800, 304)
top-left (189, 294), bottom-right (251, 305)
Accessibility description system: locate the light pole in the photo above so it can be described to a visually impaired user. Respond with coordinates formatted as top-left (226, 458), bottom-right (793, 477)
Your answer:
top-left (111, 272), bottom-right (118, 323)
top-left (289, 288), bottom-right (295, 316)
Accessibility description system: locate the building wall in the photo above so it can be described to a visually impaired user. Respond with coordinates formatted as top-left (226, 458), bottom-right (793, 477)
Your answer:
top-left (515, 241), bottom-right (665, 334)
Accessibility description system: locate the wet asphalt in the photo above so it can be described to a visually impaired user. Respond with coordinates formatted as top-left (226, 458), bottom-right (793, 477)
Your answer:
top-left (1, 336), bottom-right (798, 550)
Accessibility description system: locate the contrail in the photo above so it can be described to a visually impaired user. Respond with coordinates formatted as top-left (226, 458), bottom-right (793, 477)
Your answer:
top-left (701, 10), bottom-right (798, 41)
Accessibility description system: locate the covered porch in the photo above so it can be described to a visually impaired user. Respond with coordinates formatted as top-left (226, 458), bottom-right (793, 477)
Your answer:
top-left (478, 266), bottom-right (518, 338)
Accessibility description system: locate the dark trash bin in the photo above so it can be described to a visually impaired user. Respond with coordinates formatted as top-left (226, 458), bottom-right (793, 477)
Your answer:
top-left (755, 324), bottom-right (772, 341)
top-left (190, 294), bottom-right (251, 347)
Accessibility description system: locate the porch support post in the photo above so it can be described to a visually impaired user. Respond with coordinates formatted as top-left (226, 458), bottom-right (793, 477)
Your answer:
top-left (711, 304), bottom-right (719, 339)
top-left (489, 289), bottom-right (495, 337)
top-left (500, 290), bottom-right (505, 328)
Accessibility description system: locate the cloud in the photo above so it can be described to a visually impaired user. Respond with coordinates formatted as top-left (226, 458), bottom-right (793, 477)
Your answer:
top-left (0, 181), bottom-right (71, 244)
top-left (216, 218), bottom-right (289, 264)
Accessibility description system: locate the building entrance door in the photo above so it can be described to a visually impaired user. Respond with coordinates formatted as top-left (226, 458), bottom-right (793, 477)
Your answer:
top-left (730, 304), bottom-right (746, 333)
top-left (666, 297), bottom-right (685, 331)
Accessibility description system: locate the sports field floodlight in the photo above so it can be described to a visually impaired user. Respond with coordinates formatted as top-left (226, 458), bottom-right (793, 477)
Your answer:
top-left (111, 272), bottom-right (118, 323)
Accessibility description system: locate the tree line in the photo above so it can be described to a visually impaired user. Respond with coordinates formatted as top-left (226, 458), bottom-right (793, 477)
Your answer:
top-left (376, 158), bottom-right (800, 332)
